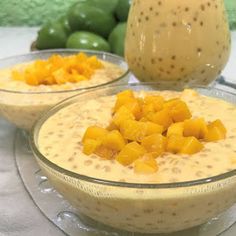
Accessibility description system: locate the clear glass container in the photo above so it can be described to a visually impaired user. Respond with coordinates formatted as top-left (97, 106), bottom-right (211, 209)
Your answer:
top-left (0, 49), bottom-right (129, 130)
top-left (30, 83), bottom-right (236, 234)
top-left (125, 0), bottom-right (231, 87)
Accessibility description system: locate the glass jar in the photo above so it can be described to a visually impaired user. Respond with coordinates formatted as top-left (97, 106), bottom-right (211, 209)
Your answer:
top-left (125, 0), bottom-right (231, 86)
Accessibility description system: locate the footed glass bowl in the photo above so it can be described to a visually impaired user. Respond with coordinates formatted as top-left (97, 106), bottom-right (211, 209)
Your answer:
top-left (0, 49), bottom-right (129, 130)
top-left (30, 83), bottom-right (236, 234)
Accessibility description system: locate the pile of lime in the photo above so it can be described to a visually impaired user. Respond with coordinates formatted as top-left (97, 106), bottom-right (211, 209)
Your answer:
top-left (36, 0), bottom-right (131, 57)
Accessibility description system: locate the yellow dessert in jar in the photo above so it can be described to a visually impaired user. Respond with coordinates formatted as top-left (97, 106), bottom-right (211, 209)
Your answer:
top-left (125, 0), bottom-right (231, 85)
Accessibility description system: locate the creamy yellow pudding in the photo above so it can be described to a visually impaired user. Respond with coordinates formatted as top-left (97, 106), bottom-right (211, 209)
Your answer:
top-left (34, 88), bottom-right (236, 233)
top-left (125, 0), bottom-right (231, 85)
top-left (0, 53), bottom-right (125, 130)
top-left (38, 89), bottom-right (236, 183)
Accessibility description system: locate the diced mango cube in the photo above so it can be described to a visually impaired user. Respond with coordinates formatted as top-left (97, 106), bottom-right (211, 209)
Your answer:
top-left (208, 119), bottom-right (227, 134)
top-left (123, 98), bottom-right (142, 119)
top-left (141, 103), bottom-right (155, 117)
top-left (205, 119), bottom-right (227, 141)
top-left (102, 130), bottom-right (126, 151)
top-left (95, 145), bottom-right (118, 160)
top-left (141, 134), bottom-right (166, 157)
top-left (145, 121), bottom-right (164, 136)
top-left (83, 139), bottom-right (101, 155)
top-left (114, 90), bottom-right (135, 112)
top-left (106, 122), bottom-right (118, 131)
top-left (180, 136), bottom-right (204, 154)
top-left (116, 142), bottom-right (146, 166)
top-left (146, 109), bottom-right (173, 130)
top-left (82, 126), bottom-right (108, 143)
top-left (143, 95), bottom-right (165, 112)
top-left (163, 98), bottom-right (181, 110)
top-left (112, 106), bottom-right (135, 127)
top-left (169, 100), bottom-right (192, 122)
top-left (183, 118), bottom-right (208, 139)
top-left (167, 122), bottom-right (184, 137)
top-left (119, 120), bottom-right (146, 142)
top-left (134, 154), bottom-right (158, 174)
top-left (120, 120), bottom-right (163, 142)
top-left (166, 135), bottom-right (186, 154)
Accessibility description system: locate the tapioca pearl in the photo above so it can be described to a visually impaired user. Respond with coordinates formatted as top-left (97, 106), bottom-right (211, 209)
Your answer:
top-left (68, 157), bottom-right (74, 162)
top-left (200, 21), bottom-right (204, 26)
top-left (200, 4), bottom-right (205, 11)
top-left (44, 145), bottom-right (52, 151)
top-left (185, 7), bottom-right (190, 12)
top-left (72, 165), bottom-right (78, 170)
top-left (184, 219), bottom-right (190, 224)
top-left (207, 202), bottom-right (214, 207)
top-left (143, 208), bottom-right (154, 214)
top-left (84, 160), bottom-right (93, 166)
top-left (149, 6), bottom-right (153, 12)
top-left (156, 220), bottom-right (164, 224)
top-left (172, 22), bottom-right (177, 27)
top-left (206, 209), bottom-right (213, 214)
top-left (193, 218), bottom-right (201, 222)
top-left (145, 222), bottom-right (155, 227)
top-left (168, 177), bottom-right (178, 183)
top-left (158, 1), bottom-right (162, 6)
top-left (171, 212), bottom-right (177, 217)
top-left (195, 171), bottom-right (204, 178)
top-left (95, 207), bottom-right (101, 212)
top-left (132, 213), bottom-right (140, 218)
top-left (102, 165), bottom-right (111, 172)
top-left (171, 167), bottom-right (181, 174)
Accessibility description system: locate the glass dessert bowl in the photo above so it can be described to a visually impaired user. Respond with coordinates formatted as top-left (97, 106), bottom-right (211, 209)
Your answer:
top-left (0, 49), bottom-right (129, 130)
top-left (30, 83), bottom-right (236, 234)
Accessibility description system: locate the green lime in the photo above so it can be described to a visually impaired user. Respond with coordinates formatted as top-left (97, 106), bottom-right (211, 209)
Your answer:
top-left (36, 21), bottom-right (68, 49)
top-left (108, 23), bottom-right (127, 56)
top-left (115, 0), bottom-right (131, 22)
top-left (66, 31), bottom-right (111, 52)
top-left (58, 15), bottom-right (72, 35)
top-left (68, 3), bottom-right (117, 38)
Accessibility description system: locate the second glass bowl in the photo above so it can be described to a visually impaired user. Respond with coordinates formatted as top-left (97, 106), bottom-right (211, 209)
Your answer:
top-left (0, 49), bottom-right (129, 130)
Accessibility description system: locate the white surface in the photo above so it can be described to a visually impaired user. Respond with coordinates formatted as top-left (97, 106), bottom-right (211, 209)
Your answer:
top-left (0, 27), bottom-right (235, 236)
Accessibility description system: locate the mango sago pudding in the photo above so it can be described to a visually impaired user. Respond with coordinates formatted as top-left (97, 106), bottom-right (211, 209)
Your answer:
top-left (33, 86), bottom-right (236, 233)
top-left (126, 0), bottom-right (231, 85)
top-left (81, 89), bottom-right (227, 177)
top-left (38, 88), bottom-right (236, 183)
top-left (0, 51), bottom-right (126, 130)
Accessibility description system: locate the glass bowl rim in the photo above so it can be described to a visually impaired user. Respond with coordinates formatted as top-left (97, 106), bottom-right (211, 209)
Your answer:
top-left (30, 82), bottom-right (236, 189)
top-left (0, 49), bottom-right (130, 95)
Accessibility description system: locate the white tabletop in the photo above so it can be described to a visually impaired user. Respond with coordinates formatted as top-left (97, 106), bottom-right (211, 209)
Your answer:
top-left (0, 27), bottom-right (235, 236)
